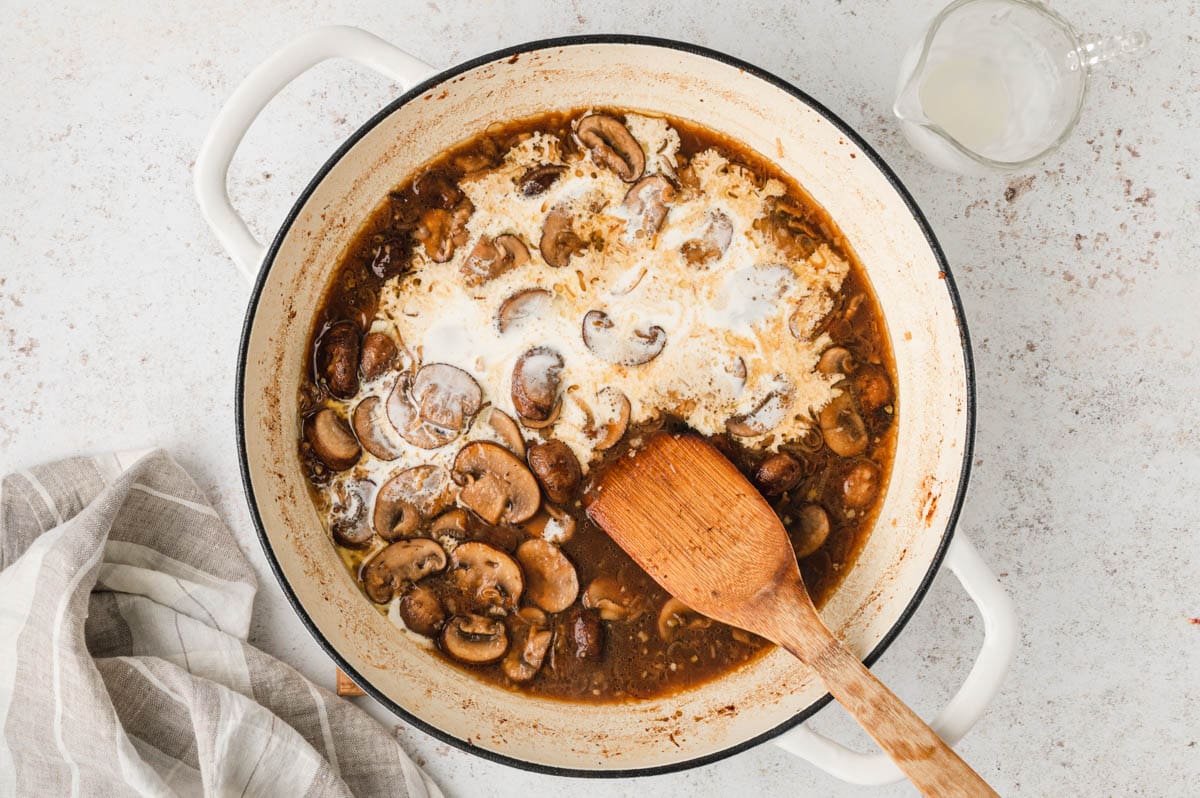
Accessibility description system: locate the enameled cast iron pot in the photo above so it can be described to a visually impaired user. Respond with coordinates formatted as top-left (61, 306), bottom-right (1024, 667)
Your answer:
top-left (195, 26), bottom-right (1017, 784)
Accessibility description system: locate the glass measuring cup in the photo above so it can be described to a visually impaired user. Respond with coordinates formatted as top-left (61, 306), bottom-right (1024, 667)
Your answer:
top-left (894, 0), bottom-right (1147, 174)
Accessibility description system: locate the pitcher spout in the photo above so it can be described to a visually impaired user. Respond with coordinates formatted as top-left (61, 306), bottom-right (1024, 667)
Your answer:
top-left (892, 78), bottom-right (930, 126)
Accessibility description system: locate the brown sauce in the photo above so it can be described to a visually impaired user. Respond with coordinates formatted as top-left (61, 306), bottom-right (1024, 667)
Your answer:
top-left (298, 108), bottom-right (897, 702)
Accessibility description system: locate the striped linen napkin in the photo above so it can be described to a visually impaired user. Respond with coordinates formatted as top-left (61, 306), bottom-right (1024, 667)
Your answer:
top-left (0, 450), bottom-right (440, 798)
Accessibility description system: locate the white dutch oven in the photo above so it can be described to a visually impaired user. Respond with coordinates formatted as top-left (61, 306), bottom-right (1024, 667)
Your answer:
top-left (195, 26), bottom-right (1017, 782)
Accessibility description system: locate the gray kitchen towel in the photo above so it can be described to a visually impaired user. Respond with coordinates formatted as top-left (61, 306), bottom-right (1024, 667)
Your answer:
top-left (0, 449), bottom-right (441, 798)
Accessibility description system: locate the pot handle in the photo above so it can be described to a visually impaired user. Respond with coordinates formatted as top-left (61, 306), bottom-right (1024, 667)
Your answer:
top-left (774, 533), bottom-right (1017, 785)
top-left (194, 26), bottom-right (436, 281)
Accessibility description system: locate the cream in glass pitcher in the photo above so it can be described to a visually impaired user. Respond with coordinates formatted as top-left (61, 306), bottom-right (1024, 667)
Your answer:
top-left (894, 0), bottom-right (1147, 174)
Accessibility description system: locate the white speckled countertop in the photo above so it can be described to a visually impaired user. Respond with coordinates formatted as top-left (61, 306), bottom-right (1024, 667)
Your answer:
top-left (2, 1), bottom-right (1197, 795)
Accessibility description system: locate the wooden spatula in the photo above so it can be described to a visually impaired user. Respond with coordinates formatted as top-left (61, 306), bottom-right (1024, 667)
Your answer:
top-left (586, 433), bottom-right (997, 798)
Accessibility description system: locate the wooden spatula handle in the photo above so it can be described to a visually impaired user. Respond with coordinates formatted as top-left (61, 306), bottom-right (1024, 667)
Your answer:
top-left (779, 628), bottom-right (998, 798)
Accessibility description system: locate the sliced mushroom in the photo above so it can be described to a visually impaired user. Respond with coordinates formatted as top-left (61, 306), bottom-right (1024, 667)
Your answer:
top-left (386, 374), bottom-right (458, 449)
top-left (816, 346), bottom-right (856, 376)
top-left (622, 174), bottom-right (675, 240)
top-left (853, 364), bottom-right (893, 414)
top-left (842, 459), bottom-right (881, 508)
top-left (497, 288), bottom-right (553, 334)
top-left (461, 234), bottom-right (530, 286)
top-left (576, 113), bottom-right (644, 182)
top-left (430, 508), bottom-right (470, 539)
top-left (411, 363), bottom-right (483, 431)
top-left (352, 396), bottom-right (405, 461)
top-left (475, 406), bottom-right (526, 458)
top-left (413, 198), bottom-right (473, 263)
top-left (581, 310), bottom-right (666, 366)
top-left (526, 440), bottom-right (582, 505)
top-left (398, 584), bottom-right (446, 637)
top-left (447, 540), bottom-right (524, 615)
top-left (657, 597), bottom-right (712, 641)
top-left (582, 576), bottom-right (643, 621)
top-left (304, 409), bottom-right (361, 471)
top-left (557, 605), bottom-right (604, 661)
top-left (591, 388), bottom-right (630, 450)
top-left (387, 364), bottom-right (482, 449)
top-left (518, 164), bottom-right (566, 197)
top-left (723, 356), bottom-right (748, 395)
top-left (316, 321), bottom-right (361, 399)
top-left (329, 480), bottom-right (373, 548)
top-left (373, 465), bottom-right (455, 540)
top-left (516, 538), bottom-right (579, 613)
top-left (511, 347), bottom-right (563, 424)
top-left (794, 504), bottom-right (831, 558)
top-left (520, 504), bottom-right (577, 544)
top-left (503, 607), bottom-right (553, 682)
top-left (726, 379), bottom-right (794, 437)
top-left (819, 391), bottom-right (869, 456)
top-left (413, 170), bottom-right (463, 209)
top-left (681, 209), bottom-right (734, 266)
top-left (360, 332), bottom-right (398, 381)
top-left (539, 208), bottom-right (584, 268)
top-left (756, 452), bottom-right (803, 496)
top-left (452, 441), bottom-right (541, 525)
top-left (440, 614), bottom-right (508, 664)
top-left (363, 538), bottom-right (447, 603)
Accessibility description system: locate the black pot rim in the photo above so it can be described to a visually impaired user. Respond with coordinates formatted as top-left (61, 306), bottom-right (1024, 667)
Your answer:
top-left (234, 32), bottom-right (976, 779)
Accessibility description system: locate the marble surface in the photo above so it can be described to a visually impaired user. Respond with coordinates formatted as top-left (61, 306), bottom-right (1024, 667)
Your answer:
top-left (2, 0), bottom-right (1197, 795)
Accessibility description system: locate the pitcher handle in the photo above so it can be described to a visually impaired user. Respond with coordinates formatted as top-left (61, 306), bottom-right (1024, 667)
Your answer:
top-left (1070, 30), bottom-right (1149, 71)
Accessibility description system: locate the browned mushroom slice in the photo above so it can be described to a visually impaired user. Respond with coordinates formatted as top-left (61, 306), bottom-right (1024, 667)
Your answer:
top-left (556, 605), bottom-right (604, 661)
top-left (816, 346), bottom-right (856, 376)
top-left (502, 607), bottom-right (553, 682)
top-left (511, 347), bottom-right (563, 424)
top-left (386, 374), bottom-right (459, 449)
top-left (622, 174), bottom-right (676, 240)
top-left (657, 597), bottom-right (712, 641)
top-left (520, 504), bottom-right (577, 544)
top-left (539, 208), bottom-right (584, 268)
top-left (430, 508), bottom-right (470, 540)
top-left (452, 441), bottom-right (541, 525)
top-left (447, 540), bottom-right (524, 615)
top-left (352, 396), bottom-right (405, 461)
top-left (575, 113), bottom-right (645, 182)
top-left (756, 452), bottom-right (803, 496)
top-left (461, 234), bottom-right (530, 286)
top-left (440, 614), bottom-right (508, 664)
top-left (681, 209), bottom-right (734, 266)
top-left (360, 332), bottom-right (399, 381)
top-left (526, 440), bottom-right (581, 505)
top-left (373, 465), bottom-right (455, 540)
top-left (842, 459), bottom-right (881, 508)
top-left (413, 170), bottom-right (463, 209)
top-left (724, 356), bottom-right (748, 395)
top-left (581, 310), bottom-right (666, 366)
top-left (304, 409), bottom-right (361, 471)
top-left (329, 480), bottom-right (373, 548)
top-left (793, 504), bottom-right (831, 558)
top-left (497, 288), bottom-right (553, 335)
top-left (478, 406), bottom-right (526, 458)
top-left (363, 538), bottom-right (447, 604)
top-left (315, 321), bottom-right (361, 399)
top-left (726, 379), bottom-right (794, 437)
top-left (397, 584), bottom-right (446, 637)
top-left (581, 576), bottom-right (644, 622)
top-left (518, 164), bottom-right (566, 197)
top-left (853, 364), bottom-right (893, 414)
top-left (411, 363), bottom-right (483, 431)
top-left (516, 538), bottom-right (579, 614)
top-left (819, 391), bottom-right (869, 456)
top-left (413, 198), bottom-right (473, 263)
top-left (591, 387), bottom-right (630, 450)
